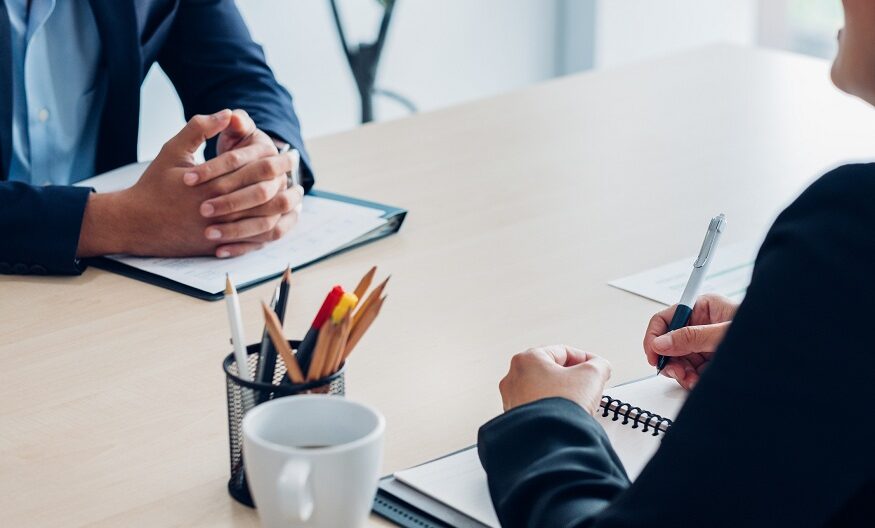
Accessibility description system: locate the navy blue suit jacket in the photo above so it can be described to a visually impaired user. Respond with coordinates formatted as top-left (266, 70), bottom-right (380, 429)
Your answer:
top-left (0, 0), bottom-right (312, 275)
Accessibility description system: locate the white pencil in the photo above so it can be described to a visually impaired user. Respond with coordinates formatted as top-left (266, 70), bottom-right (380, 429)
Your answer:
top-left (225, 274), bottom-right (251, 381)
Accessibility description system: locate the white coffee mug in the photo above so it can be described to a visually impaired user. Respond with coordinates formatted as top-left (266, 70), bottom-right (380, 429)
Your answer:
top-left (242, 395), bottom-right (385, 528)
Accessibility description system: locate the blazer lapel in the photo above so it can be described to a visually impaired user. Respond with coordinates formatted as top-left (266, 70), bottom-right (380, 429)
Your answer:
top-left (0, 2), bottom-right (12, 181)
top-left (88, 0), bottom-right (141, 174)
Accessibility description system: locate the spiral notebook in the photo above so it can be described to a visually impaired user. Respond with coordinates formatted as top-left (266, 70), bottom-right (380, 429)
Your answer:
top-left (373, 376), bottom-right (687, 528)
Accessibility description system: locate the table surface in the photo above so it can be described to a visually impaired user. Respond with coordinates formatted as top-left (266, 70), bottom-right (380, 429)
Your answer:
top-left (3, 44), bottom-right (875, 527)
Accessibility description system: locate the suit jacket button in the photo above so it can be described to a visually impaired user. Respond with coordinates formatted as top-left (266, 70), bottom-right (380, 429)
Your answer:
top-left (30, 265), bottom-right (47, 275)
top-left (0, 262), bottom-right (10, 273)
top-left (13, 263), bottom-right (29, 274)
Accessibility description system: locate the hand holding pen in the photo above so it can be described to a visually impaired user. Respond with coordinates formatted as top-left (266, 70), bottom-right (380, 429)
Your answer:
top-left (645, 294), bottom-right (738, 389)
top-left (653, 214), bottom-right (727, 375)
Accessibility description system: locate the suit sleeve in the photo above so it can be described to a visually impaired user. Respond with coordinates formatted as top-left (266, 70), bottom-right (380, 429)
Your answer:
top-left (157, 0), bottom-right (315, 190)
top-left (478, 163), bottom-right (875, 527)
top-left (0, 182), bottom-right (91, 275)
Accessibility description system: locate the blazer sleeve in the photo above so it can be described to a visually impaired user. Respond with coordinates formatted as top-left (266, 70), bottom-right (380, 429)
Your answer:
top-left (478, 163), bottom-right (875, 527)
top-left (0, 182), bottom-right (91, 275)
top-left (156, 0), bottom-right (315, 190)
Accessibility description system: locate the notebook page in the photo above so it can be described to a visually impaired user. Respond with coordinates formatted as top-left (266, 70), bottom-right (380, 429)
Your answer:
top-left (595, 416), bottom-right (663, 480)
top-left (76, 163), bottom-right (388, 294)
top-left (395, 447), bottom-right (500, 528)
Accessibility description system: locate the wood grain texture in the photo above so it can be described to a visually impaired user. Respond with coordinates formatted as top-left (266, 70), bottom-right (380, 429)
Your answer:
top-left (2, 45), bottom-right (875, 527)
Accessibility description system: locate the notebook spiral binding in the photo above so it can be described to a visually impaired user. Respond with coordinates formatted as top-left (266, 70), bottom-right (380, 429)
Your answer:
top-left (600, 395), bottom-right (674, 437)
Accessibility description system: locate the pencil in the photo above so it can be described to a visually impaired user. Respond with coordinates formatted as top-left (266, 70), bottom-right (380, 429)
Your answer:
top-left (254, 283), bottom-right (281, 393)
top-left (276, 265), bottom-right (292, 324)
top-left (306, 320), bottom-right (334, 381)
top-left (343, 294), bottom-right (386, 361)
top-left (353, 275), bottom-right (390, 328)
top-left (353, 266), bottom-right (377, 300)
top-left (261, 302), bottom-right (305, 384)
top-left (225, 275), bottom-right (251, 381)
top-left (326, 312), bottom-right (352, 377)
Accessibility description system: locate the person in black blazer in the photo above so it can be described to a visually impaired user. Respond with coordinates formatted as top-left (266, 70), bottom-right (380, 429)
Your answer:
top-left (1, 0), bottom-right (311, 275)
top-left (477, 1), bottom-right (875, 526)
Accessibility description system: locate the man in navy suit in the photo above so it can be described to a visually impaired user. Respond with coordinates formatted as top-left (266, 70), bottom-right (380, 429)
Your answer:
top-left (1, 0), bottom-right (312, 275)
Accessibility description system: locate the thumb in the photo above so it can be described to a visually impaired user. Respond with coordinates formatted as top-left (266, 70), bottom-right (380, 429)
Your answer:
top-left (167, 109), bottom-right (232, 154)
top-left (650, 322), bottom-right (729, 356)
top-left (223, 109), bottom-right (256, 140)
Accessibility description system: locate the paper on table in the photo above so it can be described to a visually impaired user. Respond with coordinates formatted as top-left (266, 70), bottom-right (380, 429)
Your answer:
top-left (395, 447), bottom-right (500, 528)
top-left (608, 241), bottom-right (758, 305)
top-left (75, 162), bottom-right (389, 295)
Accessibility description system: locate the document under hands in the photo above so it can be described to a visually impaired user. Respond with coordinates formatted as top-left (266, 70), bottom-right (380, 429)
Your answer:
top-left (609, 241), bottom-right (758, 305)
top-left (75, 163), bottom-right (406, 299)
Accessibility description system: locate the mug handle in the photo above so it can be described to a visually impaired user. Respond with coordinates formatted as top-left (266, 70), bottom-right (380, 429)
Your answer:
top-left (277, 459), bottom-right (314, 522)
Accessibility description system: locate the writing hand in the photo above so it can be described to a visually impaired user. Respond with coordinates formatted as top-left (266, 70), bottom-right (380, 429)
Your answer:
top-left (643, 294), bottom-right (738, 390)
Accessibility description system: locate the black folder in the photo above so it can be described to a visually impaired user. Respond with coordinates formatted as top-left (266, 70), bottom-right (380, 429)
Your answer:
top-left (88, 190), bottom-right (406, 301)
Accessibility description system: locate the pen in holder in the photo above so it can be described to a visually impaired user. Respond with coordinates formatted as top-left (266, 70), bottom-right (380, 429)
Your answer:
top-left (223, 340), bottom-right (346, 507)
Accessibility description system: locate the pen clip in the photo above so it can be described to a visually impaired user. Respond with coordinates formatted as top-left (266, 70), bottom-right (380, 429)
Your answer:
top-left (693, 214), bottom-right (726, 268)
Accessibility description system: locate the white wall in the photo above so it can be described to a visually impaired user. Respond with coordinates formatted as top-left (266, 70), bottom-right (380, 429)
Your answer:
top-left (137, 0), bottom-right (561, 160)
top-left (592, 0), bottom-right (758, 68)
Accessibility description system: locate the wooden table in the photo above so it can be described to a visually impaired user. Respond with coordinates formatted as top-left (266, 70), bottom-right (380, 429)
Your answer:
top-left (3, 45), bottom-right (874, 527)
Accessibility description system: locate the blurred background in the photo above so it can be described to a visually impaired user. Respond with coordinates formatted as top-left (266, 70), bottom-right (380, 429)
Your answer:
top-left (137, 0), bottom-right (843, 160)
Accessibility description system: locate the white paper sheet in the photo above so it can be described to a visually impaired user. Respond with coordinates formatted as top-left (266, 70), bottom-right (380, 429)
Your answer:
top-left (608, 241), bottom-right (758, 305)
top-left (395, 447), bottom-right (500, 528)
top-left (76, 162), bottom-right (388, 294)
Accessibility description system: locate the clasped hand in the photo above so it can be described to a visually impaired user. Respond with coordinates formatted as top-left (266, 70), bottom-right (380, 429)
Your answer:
top-left (79, 108), bottom-right (303, 259)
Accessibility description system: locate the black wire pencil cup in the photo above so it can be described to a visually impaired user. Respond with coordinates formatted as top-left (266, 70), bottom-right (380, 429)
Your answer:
top-left (222, 266), bottom-right (389, 507)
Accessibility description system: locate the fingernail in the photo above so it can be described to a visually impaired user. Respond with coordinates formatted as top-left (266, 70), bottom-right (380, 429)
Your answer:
top-left (183, 172), bottom-right (198, 185)
top-left (211, 109), bottom-right (231, 120)
top-left (652, 334), bottom-right (672, 352)
top-left (689, 378), bottom-right (698, 389)
top-left (217, 249), bottom-right (230, 258)
top-left (200, 203), bottom-right (215, 217)
top-left (206, 228), bottom-right (222, 240)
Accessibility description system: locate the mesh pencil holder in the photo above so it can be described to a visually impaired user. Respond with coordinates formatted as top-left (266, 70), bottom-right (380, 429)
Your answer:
top-left (223, 340), bottom-right (346, 507)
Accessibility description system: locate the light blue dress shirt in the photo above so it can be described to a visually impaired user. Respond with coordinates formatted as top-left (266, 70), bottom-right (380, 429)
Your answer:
top-left (7, 0), bottom-right (106, 185)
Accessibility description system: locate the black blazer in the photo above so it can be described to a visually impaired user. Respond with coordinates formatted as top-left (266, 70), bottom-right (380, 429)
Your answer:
top-left (0, 0), bottom-right (311, 275)
top-left (479, 164), bottom-right (875, 527)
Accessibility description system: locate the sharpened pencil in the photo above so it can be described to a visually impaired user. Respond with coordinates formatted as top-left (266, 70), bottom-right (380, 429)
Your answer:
top-left (261, 302), bottom-right (305, 384)
top-left (225, 275), bottom-right (251, 381)
top-left (343, 294), bottom-right (385, 361)
top-left (353, 266), bottom-right (377, 300)
top-left (353, 275), bottom-right (390, 328)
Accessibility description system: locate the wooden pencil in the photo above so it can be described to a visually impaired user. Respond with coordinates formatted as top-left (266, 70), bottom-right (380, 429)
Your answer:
top-left (326, 312), bottom-right (352, 376)
top-left (353, 275), bottom-right (390, 328)
top-left (343, 295), bottom-right (385, 361)
top-left (353, 266), bottom-right (377, 300)
top-left (306, 321), bottom-right (334, 381)
top-left (260, 302), bottom-right (305, 384)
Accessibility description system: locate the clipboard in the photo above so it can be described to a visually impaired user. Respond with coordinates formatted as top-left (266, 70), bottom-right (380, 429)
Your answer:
top-left (87, 190), bottom-right (406, 300)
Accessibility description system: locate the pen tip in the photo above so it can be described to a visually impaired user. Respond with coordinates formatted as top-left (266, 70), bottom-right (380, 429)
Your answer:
top-left (225, 274), bottom-right (234, 295)
top-left (283, 265), bottom-right (292, 283)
